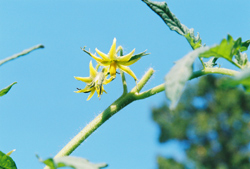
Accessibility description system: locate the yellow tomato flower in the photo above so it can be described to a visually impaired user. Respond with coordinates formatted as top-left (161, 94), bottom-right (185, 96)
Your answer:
top-left (74, 60), bottom-right (111, 100)
top-left (82, 38), bottom-right (148, 81)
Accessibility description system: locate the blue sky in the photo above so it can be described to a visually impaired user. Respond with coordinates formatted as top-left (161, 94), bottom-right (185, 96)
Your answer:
top-left (1, 1), bottom-right (250, 169)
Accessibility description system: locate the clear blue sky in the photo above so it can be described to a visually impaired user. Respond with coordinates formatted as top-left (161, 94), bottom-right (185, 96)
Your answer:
top-left (1, 1), bottom-right (249, 169)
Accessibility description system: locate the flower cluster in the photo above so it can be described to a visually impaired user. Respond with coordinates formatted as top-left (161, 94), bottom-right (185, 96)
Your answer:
top-left (75, 38), bottom-right (148, 100)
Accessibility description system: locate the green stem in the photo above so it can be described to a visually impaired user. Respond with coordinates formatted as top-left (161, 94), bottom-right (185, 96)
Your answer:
top-left (52, 68), bottom-right (154, 159)
top-left (229, 60), bottom-right (242, 69)
top-left (119, 48), bottom-right (128, 95)
top-left (47, 66), bottom-right (238, 167)
top-left (0, 44), bottom-right (44, 66)
top-left (120, 71), bottom-right (128, 95)
top-left (54, 92), bottom-right (134, 158)
top-left (190, 67), bottom-right (238, 79)
top-left (136, 67), bottom-right (238, 100)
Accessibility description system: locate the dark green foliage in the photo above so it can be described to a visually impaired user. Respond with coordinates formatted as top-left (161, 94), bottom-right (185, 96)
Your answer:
top-left (153, 75), bottom-right (250, 169)
top-left (157, 156), bottom-right (185, 169)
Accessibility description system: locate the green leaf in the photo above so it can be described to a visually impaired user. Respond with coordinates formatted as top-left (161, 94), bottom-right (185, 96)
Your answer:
top-left (0, 82), bottom-right (17, 97)
top-left (184, 31), bottom-right (202, 49)
top-left (235, 52), bottom-right (249, 68)
top-left (204, 57), bottom-right (218, 68)
top-left (222, 68), bottom-right (250, 92)
top-left (0, 151), bottom-right (17, 169)
top-left (37, 156), bottom-right (108, 169)
top-left (199, 35), bottom-right (245, 62)
top-left (165, 47), bottom-right (209, 109)
top-left (241, 39), bottom-right (250, 52)
top-left (142, 0), bottom-right (202, 49)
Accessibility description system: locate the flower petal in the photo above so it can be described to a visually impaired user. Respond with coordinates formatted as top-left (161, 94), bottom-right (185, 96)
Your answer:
top-left (103, 77), bottom-right (113, 84)
top-left (116, 49), bottom-right (135, 62)
top-left (116, 46), bottom-right (123, 54)
top-left (117, 64), bottom-right (138, 81)
top-left (74, 76), bottom-right (92, 83)
top-left (119, 50), bottom-right (149, 66)
top-left (120, 57), bottom-right (141, 66)
top-left (109, 61), bottom-right (117, 78)
top-left (102, 86), bottom-right (107, 94)
top-left (96, 48), bottom-right (110, 61)
top-left (74, 87), bottom-right (91, 93)
top-left (89, 60), bottom-right (97, 78)
top-left (87, 88), bottom-right (95, 100)
top-left (109, 38), bottom-right (117, 60)
top-left (82, 47), bottom-right (104, 63)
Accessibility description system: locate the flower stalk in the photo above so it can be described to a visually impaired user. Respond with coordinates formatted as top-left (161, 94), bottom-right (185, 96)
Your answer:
top-left (47, 66), bottom-right (238, 166)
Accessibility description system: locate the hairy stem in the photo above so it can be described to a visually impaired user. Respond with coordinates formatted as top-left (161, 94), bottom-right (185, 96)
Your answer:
top-left (0, 44), bottom-right (44, 66)
top-left (135, 67), bottom-right (238, 100)
top-left (46, 67), bottom-right (238, 168)
top-left (51, 68), bottom-right (154, 160)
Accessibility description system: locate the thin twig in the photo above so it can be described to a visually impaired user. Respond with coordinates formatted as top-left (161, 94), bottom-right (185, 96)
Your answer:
top-left (0, 44), bottom-right (44, 66)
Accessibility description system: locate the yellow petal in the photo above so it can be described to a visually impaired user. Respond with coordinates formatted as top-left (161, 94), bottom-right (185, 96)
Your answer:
top-left (74, 76), bottom-right (92, 83)
top-left (116, 49), bottom-right (135, 62)
top-left (117, 64), bottom-right (137, 81)
top-left (119, 57), bottom-right (141, 66)
top-left (96, 48), bottom-right (110, 61)
top-left (95, 84), bottom-right (101, 98)
top-left (74, 89), bottom-right (86, 93)
top-left (87, 88), bottom-right (95, 100)
top-left (103, 77), bottom-right (113, 84)
top-left (85, 50), bottom-right (104, 63)
top-left (116, 46), bottom-right (123, 54)
top-left (82, 47), bottom-right (110, 66)
top-left (102, 86), bottom-right (107, 94)
top-left (89, 60), bottom-right (97, 78)
top-left (109, 61), bottom-right (117, 78)
top-left (109, 38), bottom-right (117, 60)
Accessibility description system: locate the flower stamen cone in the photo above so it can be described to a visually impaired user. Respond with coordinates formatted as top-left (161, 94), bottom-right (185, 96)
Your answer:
top-left (74, 60), bottom-right (111, 100)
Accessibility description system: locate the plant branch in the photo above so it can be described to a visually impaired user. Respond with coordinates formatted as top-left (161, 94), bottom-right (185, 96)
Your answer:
top-left (229, 60), bottom-right (242, 69)
top-left (0, 44), bottom-right (44, 66)
top-left (131, 68), bottom-right (154, 93)
top-left (119, 48), bottom-right (128, 95)
top-left (47, 67), bottom-right (238, 168)
top-left (135, 67), bottom-right (239, 100)
top-left (120, 71), bottom-right (128, 95)
top-left (51, 68), bottom-right (154, 162)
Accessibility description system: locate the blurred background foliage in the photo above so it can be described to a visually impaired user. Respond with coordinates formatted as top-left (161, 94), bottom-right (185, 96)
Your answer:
top-left (152, 75), bottom-right (250, 169)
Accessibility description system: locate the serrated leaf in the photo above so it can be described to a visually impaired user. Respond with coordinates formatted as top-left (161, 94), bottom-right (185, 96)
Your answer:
top-left (37, 156), bottom-right (108, 169)
top-left (142, 0), bottom-right (202, 49)
top-left (165, 47), bottom-right (209, 109)
top-left (0, 82), bottom-right (17, 97)
top-left (235, 52), bottom-right (249, 68)
top-left (241, 40), bottom-right (250, 52)
top-left (199, 35), bottom-right (245, 62)
top-left (184, 31), bottom-right (202, 49)
top-left (0, 151), bottom-right (17, 169)
top-left (204, 57), bottom-right (218, 68)
top-left (222, 68), bottom-right (250, 92)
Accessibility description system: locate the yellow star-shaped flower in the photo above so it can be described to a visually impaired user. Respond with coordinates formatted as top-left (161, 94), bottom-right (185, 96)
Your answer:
top-left (74, 61), bottom-right (111, 100)
top-left (82, 38), bottom-right (148, 81)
